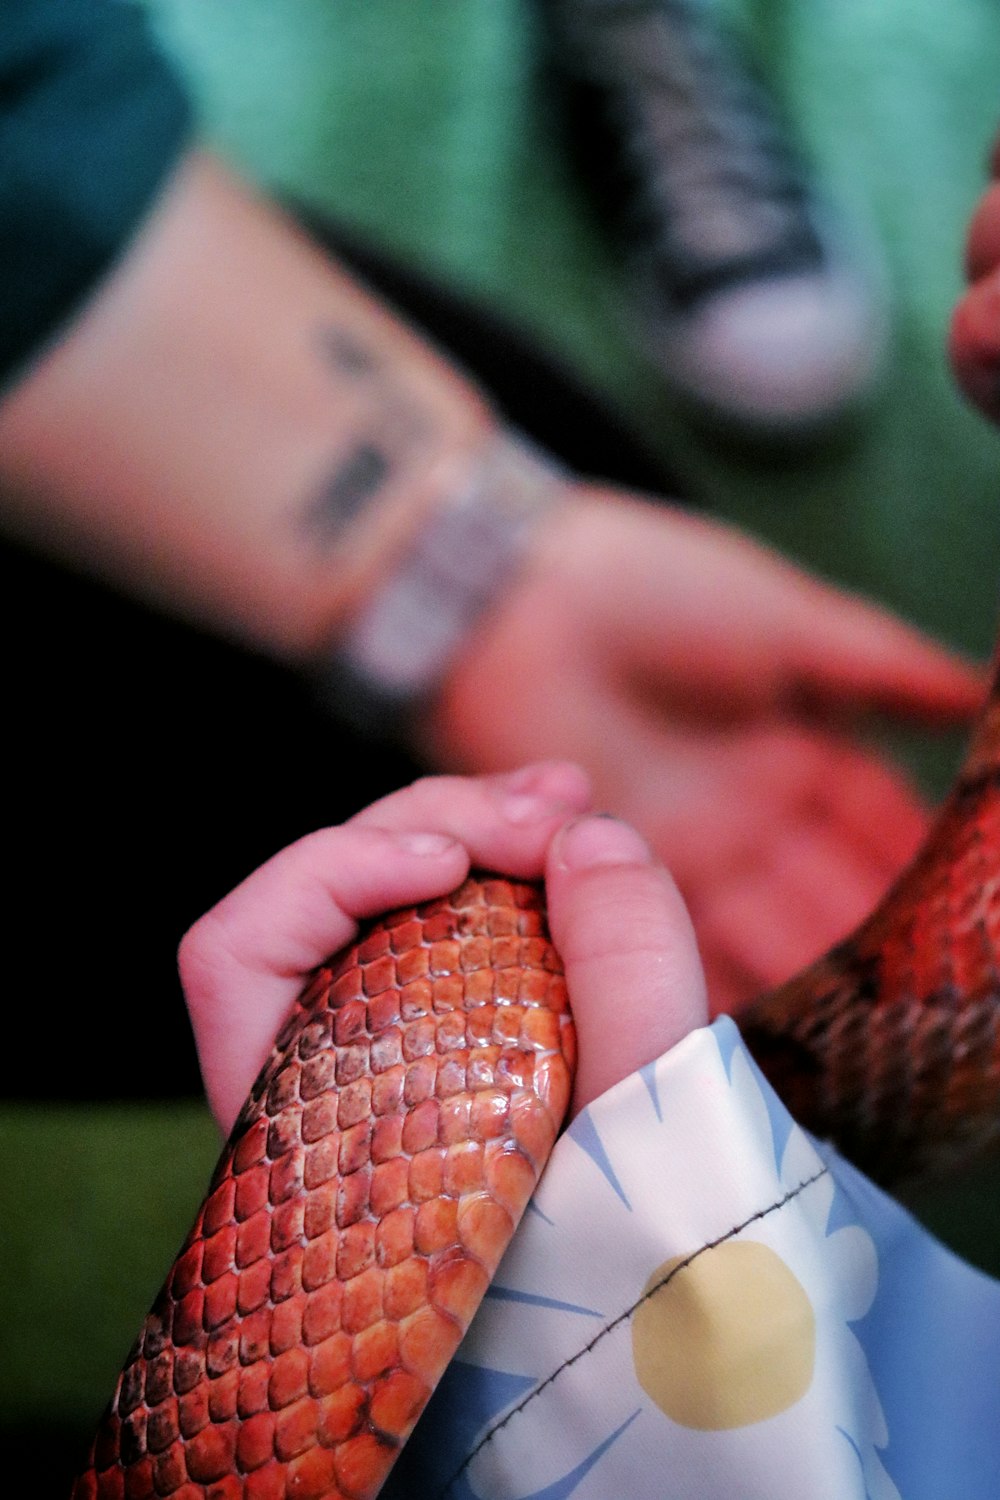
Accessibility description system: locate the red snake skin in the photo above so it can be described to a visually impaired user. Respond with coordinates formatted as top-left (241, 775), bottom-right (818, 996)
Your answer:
top-left (71, 876), bottom-right (573, 1500)
top-left (739, 671), bottom-right (1000, 1184)
top-left (71, 677), bottom-right (1000, 1496)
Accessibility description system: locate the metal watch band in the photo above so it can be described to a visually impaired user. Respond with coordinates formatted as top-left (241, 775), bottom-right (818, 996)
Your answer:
top-left (318, 432), bottom-right (564, 739)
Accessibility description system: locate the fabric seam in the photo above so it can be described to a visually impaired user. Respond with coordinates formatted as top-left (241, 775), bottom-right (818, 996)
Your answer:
top-left (437, 1165), bottom-right (830, 1498)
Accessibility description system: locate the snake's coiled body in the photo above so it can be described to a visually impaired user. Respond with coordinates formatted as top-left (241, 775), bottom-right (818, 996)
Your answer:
top-left (740, 673), bottom-right (1000, 1184)
top-left (73, 672), bottom-right (1000, 1498)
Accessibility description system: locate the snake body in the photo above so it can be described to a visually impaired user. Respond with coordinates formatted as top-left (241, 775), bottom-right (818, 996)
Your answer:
top-left (71, 878), bottom-right (574, 1500)
top-left (740, 667), bottom-right (1000, 1185)
top-left (72, 671), bottom-right (1000, 1497)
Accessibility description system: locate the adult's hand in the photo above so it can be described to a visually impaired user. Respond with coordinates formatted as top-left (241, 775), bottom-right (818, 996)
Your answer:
top-left (421, 491), bottom-right (983, 1014)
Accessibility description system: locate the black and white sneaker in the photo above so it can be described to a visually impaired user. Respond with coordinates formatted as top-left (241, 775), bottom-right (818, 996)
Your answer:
top-left (541, 0), bottom-right (886, 436)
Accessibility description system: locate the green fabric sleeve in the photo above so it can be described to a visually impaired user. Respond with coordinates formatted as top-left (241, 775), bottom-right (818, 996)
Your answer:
top-left (0, 0), bottom-right (193, 388)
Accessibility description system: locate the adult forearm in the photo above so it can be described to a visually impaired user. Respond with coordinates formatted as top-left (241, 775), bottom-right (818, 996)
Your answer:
top-left (0, 150), bottom-right (498, 661)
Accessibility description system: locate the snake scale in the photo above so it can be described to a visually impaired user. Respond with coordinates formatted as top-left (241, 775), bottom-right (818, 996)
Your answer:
top-left (72, 664), bottom-right (1000, 1499)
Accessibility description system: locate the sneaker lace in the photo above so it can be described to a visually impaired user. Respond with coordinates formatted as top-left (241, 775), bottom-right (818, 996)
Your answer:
top-left (551, 0), bottom-right (824, 303)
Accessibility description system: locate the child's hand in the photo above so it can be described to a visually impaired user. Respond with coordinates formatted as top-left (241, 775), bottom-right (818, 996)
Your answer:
top-left (179, 761), bottom-right (709, 1136)
top-left (180, 761), bottom-right (590, 1134)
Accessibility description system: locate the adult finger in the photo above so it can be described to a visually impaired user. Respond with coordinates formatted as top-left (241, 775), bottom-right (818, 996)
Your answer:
top-left (693, 823), bottom-right (893, 1012)
top-left (637, 722), bottom-right (927, 898)
top-left (949, 268), bottom-right (1000, 423)
top-left (777, 586), bottom-right (984, 726)
top-left (809, 741), bottom-right (929, 877)
top-left (965, 180), bottom-right (1000, 283)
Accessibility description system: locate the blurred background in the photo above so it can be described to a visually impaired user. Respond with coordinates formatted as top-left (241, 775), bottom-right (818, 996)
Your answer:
top-left (6, 0), bottom-right (1000, 1487)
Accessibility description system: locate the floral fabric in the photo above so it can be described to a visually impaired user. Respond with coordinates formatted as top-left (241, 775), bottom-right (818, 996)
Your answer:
top-left (392, 1018), bottom-right (1000, 1499)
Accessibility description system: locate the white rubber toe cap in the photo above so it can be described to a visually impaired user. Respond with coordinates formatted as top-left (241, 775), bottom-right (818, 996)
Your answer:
top-left (658, 271), bottom-right (886, 433)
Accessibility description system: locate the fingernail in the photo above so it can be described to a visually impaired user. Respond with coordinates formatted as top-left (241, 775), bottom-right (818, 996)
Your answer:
top-left (555, 814), bottom-right (653, 870)
top-left (493, 765), bottom-right (580, 825)
top-left (500, 791), bottom-right (567, 826)
top-left (493, 761), bottom-right (591, 809)
top-left (394, 831), bottom-right (460, 856)
top-left (494, 763), bottom-right (555, 794)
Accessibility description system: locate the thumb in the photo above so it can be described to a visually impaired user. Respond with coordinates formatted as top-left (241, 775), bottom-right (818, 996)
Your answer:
top-left (544, 815), bottom-right (708, 1116)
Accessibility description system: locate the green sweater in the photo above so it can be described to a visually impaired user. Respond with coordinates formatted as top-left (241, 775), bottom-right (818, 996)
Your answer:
top-left (0, 0), bottom-right (192, 389)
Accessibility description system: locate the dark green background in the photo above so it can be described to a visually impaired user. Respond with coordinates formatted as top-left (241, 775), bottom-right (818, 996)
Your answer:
top-left (6, 0), bottom-right (1000, 1471)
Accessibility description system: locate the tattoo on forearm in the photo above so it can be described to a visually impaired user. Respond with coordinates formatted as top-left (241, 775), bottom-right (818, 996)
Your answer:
top-left (303, 443), bottom-right (392, 542)
top-left (302, 323), bottom-right (434, 548)
top-left (317, 327), bottom-right (376, 377)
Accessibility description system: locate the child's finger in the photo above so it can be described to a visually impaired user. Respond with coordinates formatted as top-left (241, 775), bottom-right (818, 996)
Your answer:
top-left (351, 760), bottom-right (593, 874)
top-left (545, 815), bottom-right (709, 1117)
top-left (179, 823), bottom-right (471, 1133)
